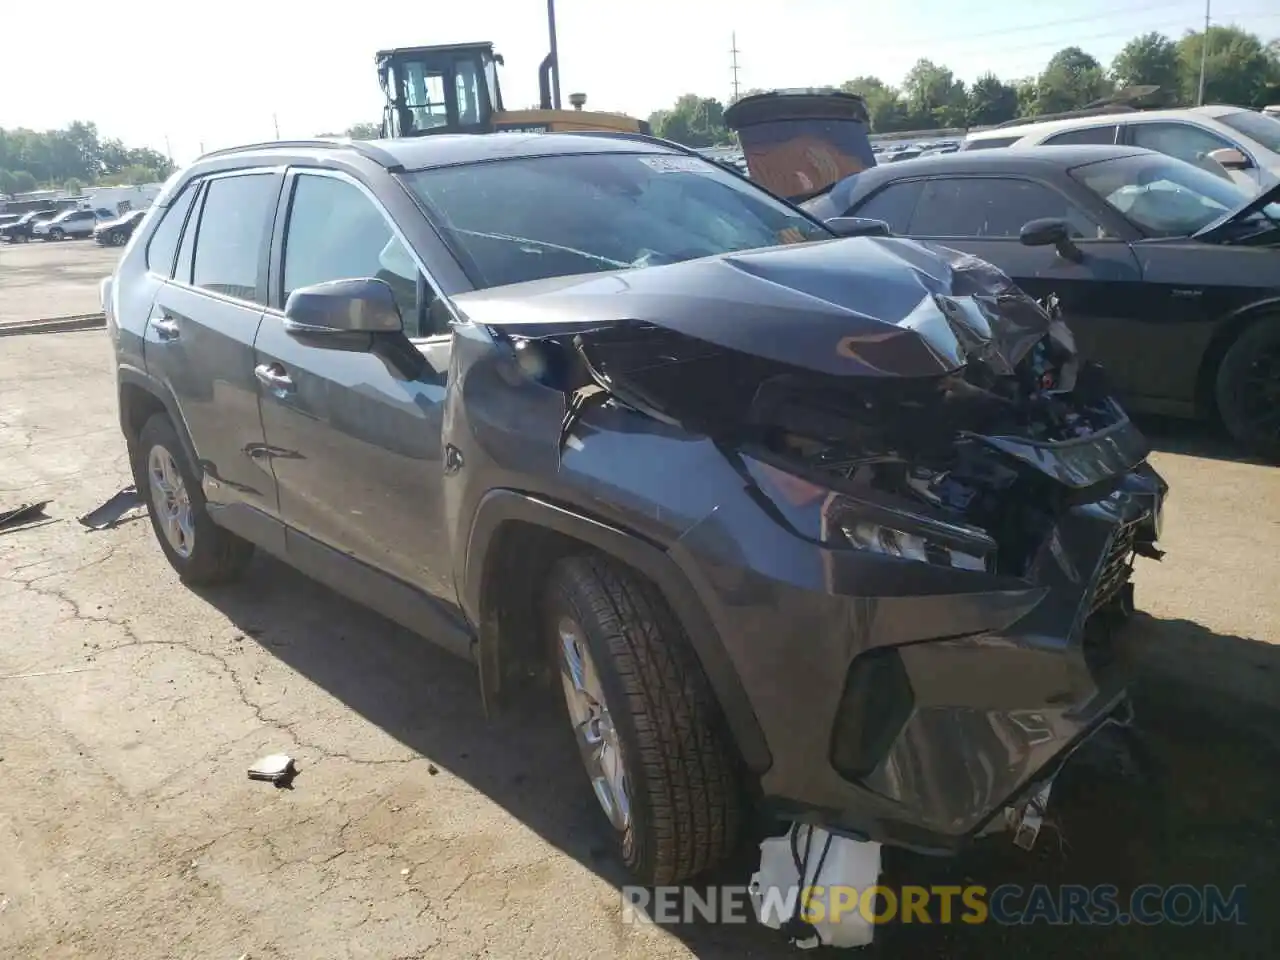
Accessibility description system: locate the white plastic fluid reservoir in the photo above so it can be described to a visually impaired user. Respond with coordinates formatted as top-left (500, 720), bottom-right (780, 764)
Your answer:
top-left (749, 824), bottom-right (882, 950)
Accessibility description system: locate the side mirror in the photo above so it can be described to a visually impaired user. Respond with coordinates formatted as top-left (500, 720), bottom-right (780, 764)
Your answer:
top-left (1019, 217), bottom-right (1083, 263)
top-left (825, 216), bottom-right (892, 238)
top-left (1207, 146), bottom-right (1251, 171)
top-left (283, 277), bottom-right (403, 339)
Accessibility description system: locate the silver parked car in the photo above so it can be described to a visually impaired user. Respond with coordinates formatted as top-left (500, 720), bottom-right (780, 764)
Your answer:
top-left (32, 208), bottom-right (108, 240)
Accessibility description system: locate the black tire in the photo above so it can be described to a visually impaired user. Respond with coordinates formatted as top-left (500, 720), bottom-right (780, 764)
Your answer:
top-left (543, 553), bottom-right (744, 884)
top-left (136, 413), bottom-right (254, 585)
top-left (49, 228), bottom-right (64, 241)
top-left (110, 230), bottom-right (125, 246)
top-left (1215, 317), bottom-right (1280, 461)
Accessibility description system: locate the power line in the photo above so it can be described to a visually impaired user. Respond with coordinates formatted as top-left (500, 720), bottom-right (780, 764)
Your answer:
top-left (870, 3), bottom-right (1276, 55)
top-left (882, 8), bottom-right (1279, 61)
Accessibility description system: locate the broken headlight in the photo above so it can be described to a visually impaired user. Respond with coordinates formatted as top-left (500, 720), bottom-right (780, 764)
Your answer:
top-left (826, 496), bottom-right (997, 573)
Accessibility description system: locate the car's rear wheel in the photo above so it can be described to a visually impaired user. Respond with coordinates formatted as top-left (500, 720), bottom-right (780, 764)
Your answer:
top-left (543, 553), bottom-right (744, 885)
top-left (1215, 317), bottom-right (1280, 461)
top-left (48, 227), bottom-right (64, 240)
top-left (136, 413), bottom-right (254, 585)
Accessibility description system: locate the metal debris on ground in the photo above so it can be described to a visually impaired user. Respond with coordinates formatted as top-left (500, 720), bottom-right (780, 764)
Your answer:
top-left (77, 485), bottom-right (144, 530)
top-left (248, 753), bottom-right (298, 787)
top-left (0, 500), bottom-right (50, 532)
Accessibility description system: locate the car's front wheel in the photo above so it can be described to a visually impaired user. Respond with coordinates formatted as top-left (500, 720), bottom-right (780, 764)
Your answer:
top-left (110, 230), bottom-right (125, 246)
top-left (543, 553), bottom-right (744, 885)
top-left (136, 413), bottom-right (254, 585)
top-left (48, 228), bottom-right (64, 240)
top-left (1216, 317), bottom-right (1280, 461)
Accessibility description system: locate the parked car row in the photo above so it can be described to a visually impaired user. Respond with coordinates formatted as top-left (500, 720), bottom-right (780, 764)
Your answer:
top-left (0, 206), bottom-right (141, 243)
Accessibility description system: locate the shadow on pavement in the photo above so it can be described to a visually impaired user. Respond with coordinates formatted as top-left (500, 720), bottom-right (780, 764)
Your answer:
top-left (1135, 414), bottom-right (1275, 467)
top-left (197, 554), bottom-right (1279, 959)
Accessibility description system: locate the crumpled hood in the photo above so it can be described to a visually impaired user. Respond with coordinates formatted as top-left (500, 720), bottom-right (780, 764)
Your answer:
top-left (452, 236), bottom-right (1060, 379)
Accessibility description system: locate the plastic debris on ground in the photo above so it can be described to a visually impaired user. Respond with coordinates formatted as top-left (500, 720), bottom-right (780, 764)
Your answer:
top-left (0, 500), bottom-right (50, 532)
top-left (750, 823), bottom-right (882, 950)
top-left (248, 753), bottom-right (298, 787)
top-left (77, 485), bottom-right (144, 530)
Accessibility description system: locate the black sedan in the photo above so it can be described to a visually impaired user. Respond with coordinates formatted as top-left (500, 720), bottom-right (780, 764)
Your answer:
top-left (0, 209), bottom-right (58, 243)
top-left (804, 145), bottom-right (1280, 456)
top-left (93, 208), bottom-right (147, 246)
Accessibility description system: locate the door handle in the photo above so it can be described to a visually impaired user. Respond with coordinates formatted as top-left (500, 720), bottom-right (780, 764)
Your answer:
top-left (151, 315), bottom-right (180, 341)
top-left (254, 362), bottom-right (295, 393)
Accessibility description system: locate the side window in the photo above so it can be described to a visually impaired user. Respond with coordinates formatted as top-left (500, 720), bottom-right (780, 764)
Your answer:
top-left (1128, 122), bottom-right (1235, 176)
top-left (960, 136), bottom-right (1021, 151)
top-left (910, 178), bottom-right (1103, 239)
top-left (191, 173), bottom-right (277, 303)
top-left (174, 184), bottom-right (204, 284)
top-left (850, 181), bottom-right (923, 233)
top-left (144, 181), bottom-right (197, 276)
top-left (1043, 125), bottom-right (1118, 146)
top-left (282, 174), bottom-right (436, 335)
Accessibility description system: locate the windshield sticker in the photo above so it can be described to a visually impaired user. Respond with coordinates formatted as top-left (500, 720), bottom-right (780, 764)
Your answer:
top-left (639, 156), bottom-right (711, 174)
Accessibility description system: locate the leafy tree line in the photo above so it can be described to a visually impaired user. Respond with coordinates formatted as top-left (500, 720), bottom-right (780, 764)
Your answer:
top-left (0, 121), bottom-right (174, 197)
top-left (648, 25), bottom-right (1280, 145)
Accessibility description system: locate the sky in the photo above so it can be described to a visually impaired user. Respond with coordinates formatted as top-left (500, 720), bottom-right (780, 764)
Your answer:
top-left (2, 0), bottom-right (1278, 164)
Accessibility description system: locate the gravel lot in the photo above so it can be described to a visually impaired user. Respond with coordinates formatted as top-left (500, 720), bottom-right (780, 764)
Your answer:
top-left (0, 239), bottom-right (121, 325)
top-left (1, 267), bottom-right (1277, 957)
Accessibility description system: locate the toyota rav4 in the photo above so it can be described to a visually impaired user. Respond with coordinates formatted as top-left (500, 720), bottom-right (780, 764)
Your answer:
top-left (104, 133), bottom-right (1167, 885)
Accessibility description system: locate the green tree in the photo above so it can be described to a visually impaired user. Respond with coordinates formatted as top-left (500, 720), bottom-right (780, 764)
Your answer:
top-left (318, 122), bottom-right (383, 139)
top-left (967, 73), bottom-right (1019, 126)
top-left (1035, 47), bottom-right (1112, 114)
top-left (650, 94), bottom-right (729, 147)
top-left (902, 59), bottom-right (967, 128)
top-left (0, 169), bottom-right (15, 196)
top-left (840, 76), bottom-right (910, 132)
top-left (1177, 26), bottom-right (1280, 108)
top-left (64, 177), bottom-right (84, 196)
top-left (1012, 77), bottom-right (1040, 118)
top-left (11, 169), bottom-right (37, 194)
top-left (1111, 32), bottom-right (1181, 105)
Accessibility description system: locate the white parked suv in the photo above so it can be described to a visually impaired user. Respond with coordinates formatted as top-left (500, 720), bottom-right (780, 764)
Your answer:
top-left (31, 208), bottom-right (108, 240)
top-left (961, 104), bottom-right (1280, 194)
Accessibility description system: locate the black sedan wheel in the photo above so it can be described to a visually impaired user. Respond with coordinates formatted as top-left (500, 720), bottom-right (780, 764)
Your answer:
top-left (1216, 317), bottom-right (1280, 461)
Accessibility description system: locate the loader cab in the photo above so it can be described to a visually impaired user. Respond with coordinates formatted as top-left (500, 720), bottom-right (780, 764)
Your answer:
top-left (378, 42), bottom-right (503, 138)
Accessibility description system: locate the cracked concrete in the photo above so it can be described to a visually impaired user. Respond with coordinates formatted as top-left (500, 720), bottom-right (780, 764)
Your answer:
top-left (2, 325), bottom-right (1277, 959)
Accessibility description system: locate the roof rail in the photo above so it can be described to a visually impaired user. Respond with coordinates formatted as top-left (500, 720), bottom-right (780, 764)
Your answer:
top-left (196, 138), bottom-right (403, 170)
top-left (990, 85), bottom-right (1164, 129)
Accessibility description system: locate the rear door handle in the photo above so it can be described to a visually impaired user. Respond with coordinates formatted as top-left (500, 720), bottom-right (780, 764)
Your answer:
top-left (151, 315), bottom-right (180, 341)
top-left (254, 362), bottom-right (295, 394)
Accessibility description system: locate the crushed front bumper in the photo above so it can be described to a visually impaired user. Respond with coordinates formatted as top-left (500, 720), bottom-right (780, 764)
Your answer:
top-left (667, 424), bottom-right (1166, 855)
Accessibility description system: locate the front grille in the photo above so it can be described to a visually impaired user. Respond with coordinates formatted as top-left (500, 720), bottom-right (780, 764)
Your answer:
top-left (1089, 518), bottom-right (1139, 615)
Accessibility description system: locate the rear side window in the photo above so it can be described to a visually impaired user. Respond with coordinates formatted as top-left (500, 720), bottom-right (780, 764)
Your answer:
top-left (191, 173), bottom-right (278, 303)
top-left (1043, 125), bottom-right (1118, 146)
top-left (850, 180), bottom-right (923, 233)
top-left (961, 136), bottom-right (1021, 151)
top-left (145, 182), bottom-right (197, 276)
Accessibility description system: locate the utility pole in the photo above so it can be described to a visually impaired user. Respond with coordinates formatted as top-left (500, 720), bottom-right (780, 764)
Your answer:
top-left (164, 134), bottom-right (173, 165)
top-left (546, 0), bottom-right (562, 110)
top-left (730, 32), bottom-right (742, 102)
top-left (1197, 0), bottom-right (1211, 106)
top-left (273, 113), bottom-right (281, 139)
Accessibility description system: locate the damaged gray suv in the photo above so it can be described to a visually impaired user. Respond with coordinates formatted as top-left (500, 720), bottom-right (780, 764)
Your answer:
top-left (105, 132), bottom-right (1168, 885)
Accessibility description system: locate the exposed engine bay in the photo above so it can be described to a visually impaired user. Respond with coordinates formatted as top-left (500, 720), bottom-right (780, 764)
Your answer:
top-left (460, 234), bottom-right (1167, 618)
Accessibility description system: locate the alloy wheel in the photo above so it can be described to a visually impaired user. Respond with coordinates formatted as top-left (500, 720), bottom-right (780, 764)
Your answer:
top-left (555, 615), bottom-right (632, 832)
top-left (147, 444), bottom-right (195, 559)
